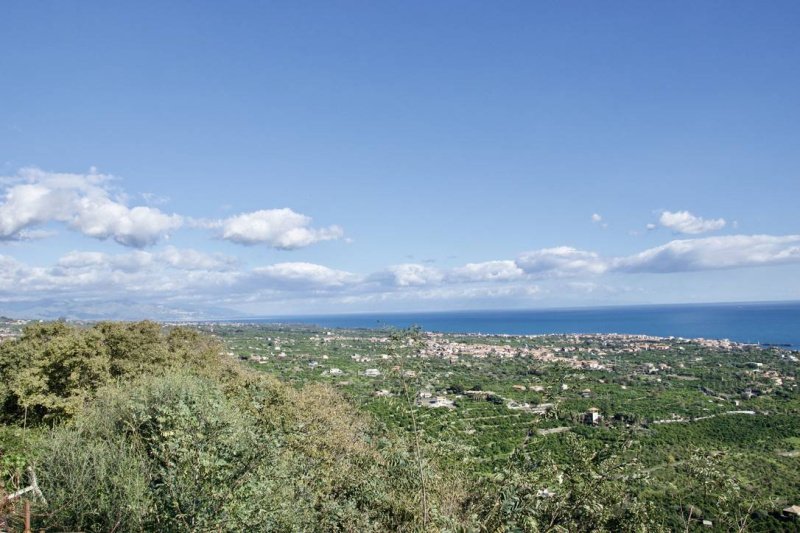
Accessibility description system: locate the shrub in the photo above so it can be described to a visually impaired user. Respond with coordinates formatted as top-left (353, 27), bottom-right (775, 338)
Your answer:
top-left (0, 322), bottom-right (224, 424)
top-left (30, 370), bottom-right (461, 531)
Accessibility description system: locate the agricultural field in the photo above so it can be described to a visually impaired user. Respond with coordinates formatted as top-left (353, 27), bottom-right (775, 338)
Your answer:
top-left (206, 322), bottom-right (800, 530)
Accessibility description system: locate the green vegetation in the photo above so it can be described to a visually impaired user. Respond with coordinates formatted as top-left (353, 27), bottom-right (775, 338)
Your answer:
top-left (1, 320), bottom-right (799, 531)
top-left (1, 322), bottom-right (457, 531)
top-left (213, 322), bottom-right (800, 531)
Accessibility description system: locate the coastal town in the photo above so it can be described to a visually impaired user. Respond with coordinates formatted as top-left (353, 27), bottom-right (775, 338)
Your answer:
top-left (207, 322), bottom-right (800, 527)
top-left (205, 323), bottom-right (798, 432)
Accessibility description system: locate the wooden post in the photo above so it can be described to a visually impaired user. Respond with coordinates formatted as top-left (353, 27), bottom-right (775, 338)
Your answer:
top-left (23, 500), bottom-right (31, 533)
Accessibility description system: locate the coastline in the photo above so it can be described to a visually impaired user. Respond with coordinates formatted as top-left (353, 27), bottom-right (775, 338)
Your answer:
top-left (199, 301), bottom-right (800, 350)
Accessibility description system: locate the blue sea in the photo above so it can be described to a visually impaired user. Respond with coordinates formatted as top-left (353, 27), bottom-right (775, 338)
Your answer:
top-left (245, 301), bottom-right (800, 349)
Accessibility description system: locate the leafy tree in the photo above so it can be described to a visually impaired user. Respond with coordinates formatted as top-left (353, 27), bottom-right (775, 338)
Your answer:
top-left (95, 321), bottom-right (169, 376)
top-left (0, 321), bottom-right (224, 424)
top-left (0, 324), bottom-right (110, 421)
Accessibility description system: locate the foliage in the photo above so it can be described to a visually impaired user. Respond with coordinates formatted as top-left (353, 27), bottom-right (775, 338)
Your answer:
top-left (22, 368), bottom-right (462, 531)
top-left (467, 432), bottom-right (664, 532)
top-left (0, 321), bottom-right (220, 423)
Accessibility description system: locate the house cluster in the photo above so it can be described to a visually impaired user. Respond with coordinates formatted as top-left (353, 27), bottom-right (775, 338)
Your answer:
top-left (418, 334), bottom-right (609, 370)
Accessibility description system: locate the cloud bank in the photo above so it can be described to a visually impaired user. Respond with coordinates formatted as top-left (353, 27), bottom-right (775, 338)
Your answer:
top-left (516, 247), bottom-right (608, 276)
top-left (1, 167), bottom-right (798, 319)
top-left (2, 232), bottom-right (800, 319)
top-left (615, 234), bottom-right (800, 273)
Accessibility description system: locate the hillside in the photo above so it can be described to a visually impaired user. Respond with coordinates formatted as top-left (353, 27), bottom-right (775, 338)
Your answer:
top-left (1, 321), bottom-right (799, 531)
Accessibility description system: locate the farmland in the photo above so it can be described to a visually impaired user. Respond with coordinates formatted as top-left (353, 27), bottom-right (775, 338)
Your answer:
top-left (208, 322), bottom-right (800, 530)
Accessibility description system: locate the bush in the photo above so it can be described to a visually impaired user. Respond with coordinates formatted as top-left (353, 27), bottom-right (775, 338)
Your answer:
top-left (29, 369), bottom-right (461, 532)
top-left (34, 428), bottom-right (150, 532)
top-left (0, 322), bottom-right (223, 424)
top-left (3, 322), bottom-right (468, 531)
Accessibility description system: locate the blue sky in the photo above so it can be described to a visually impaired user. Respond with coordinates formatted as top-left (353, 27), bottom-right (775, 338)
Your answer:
top-left (1, 1), bottom-right (799, 318)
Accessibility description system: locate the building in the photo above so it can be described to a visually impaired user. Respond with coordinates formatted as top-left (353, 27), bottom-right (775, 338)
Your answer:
top-left (584, 407), bottom-right (603, 426)
top-left (422, 396), bottom-right (455, 409)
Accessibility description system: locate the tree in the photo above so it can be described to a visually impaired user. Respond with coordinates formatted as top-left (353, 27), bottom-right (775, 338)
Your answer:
top-left (0, 324), bottom-right (110, 421)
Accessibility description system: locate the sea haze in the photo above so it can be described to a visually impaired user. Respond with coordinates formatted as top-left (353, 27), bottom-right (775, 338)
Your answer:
top-left (244, 301), bottom-right (800, 350)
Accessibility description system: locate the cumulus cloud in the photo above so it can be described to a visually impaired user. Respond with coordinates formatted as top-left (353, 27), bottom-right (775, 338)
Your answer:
top-left (516, 247), bottom-right (608, 277)
top-left (658, 210), bottom-right (726, 235)
top-left (1, 248), bottom-right (245, 300)
top-left (1, 252), bottom-right (370, 320)
top-left (212, 208), bottom-right (344, 249)
top-left (53, 248), bottom-right (237, 280)
top-left (252, 262), bottom-right (358, 287)
top-left (159, 246), bottom-right (238, 271)
top-left (379, 263), bottom-right (444, 287)
top-left (0, 168), bottom-right (182, 247)
top-left (614, 234), bottom-right (800, 273)
top-left (1, 167), bottom-right (348, 252)
top-left (70, 199), bottom-right (181, 248)
top-left (449, 260), bottom-right (524, 282)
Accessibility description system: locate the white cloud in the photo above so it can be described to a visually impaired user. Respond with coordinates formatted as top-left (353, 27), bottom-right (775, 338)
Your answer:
top-left (54, 247), bottom-right (237, 274)
top-left (1, 167), bottom-right (345, 252)
top-left (614, 234), bottom-right (800, 273)
top-left (0, 168), bottom-right (181, 247)
top-left (56, 251), bottom-right (109, 269)
top-left (381, 263), bottom-right (444, 287)
top-left (214, 208), bottom-right (344, 249)
top-left (449, 260), bottom-right (524, 282)
top-left (1, 248), bottom-right (245, 300)
top-left (159, 246), bottom-right (237, 271)
top-left (387, 283), bottom-right (541, 301)
top-left (516, 246), bottom-right (608, 277)
top-left (70, 197), bottom-right (182, 248)
top-left (591, 213), bottom-right (608, 229)
top-left (658, 210), bottom-right (726, 235)
top-left (252, 262), bottom-right (358, 287)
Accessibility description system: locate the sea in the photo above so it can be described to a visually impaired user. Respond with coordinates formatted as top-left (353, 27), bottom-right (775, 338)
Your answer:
top-left (242, 301), bottom-right (800, 350)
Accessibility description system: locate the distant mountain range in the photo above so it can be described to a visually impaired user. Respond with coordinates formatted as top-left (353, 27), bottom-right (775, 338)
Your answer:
top-left (0, 298), bottom-right (244, 322)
